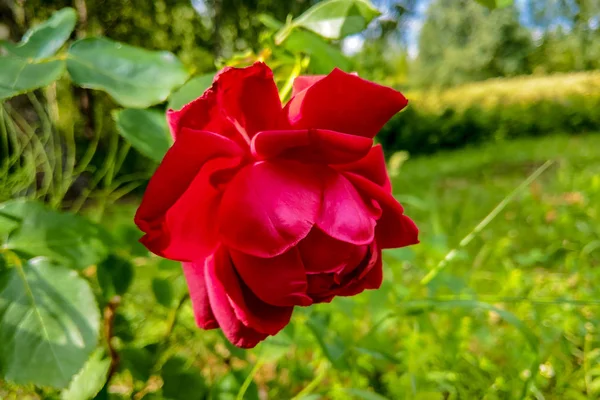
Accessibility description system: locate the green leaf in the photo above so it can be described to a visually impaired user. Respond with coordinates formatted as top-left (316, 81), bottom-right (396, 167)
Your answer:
top-left (211, 372), bottom-right (260, 400)
top-left (0, 56), bottom-right (65, 100)
top-left (0, 257), bottom-right (100, 388)
top-left (113, 108), bottom-right (171, 162)
top-left (61, 349), bottom-right (111, 400)
top-left (306, 313), bottom-right (349, 370)
top-left (340, 388), bottom-right (389, 400)
top-left (0, 210), bottom-right (21, 237)
top-left (474, 0), bottom-right (513, 8)
top-left (287, 0), bottom-right (380, 40)
top-left (152, 277), bottom-right (174, 308)
top-left (0, 200), bottom-right (111, 270)
top-left (167, 73), bottom-right (215, 111)
top-left (1, 8), bottom-right (76, 59)
top-left (97, 255), bottom-right (134, 300)
top-left (282, 29), bottom-right (351, 74)
top-left (67, 37), bottom-right (189, 108)
top-left (119, 346), bottom-right (155, 382)
top-left (161, 356), bottom-right (207, 400)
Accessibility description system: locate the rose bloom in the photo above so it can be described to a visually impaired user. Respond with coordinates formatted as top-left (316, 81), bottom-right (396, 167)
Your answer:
top-left (135, 62), bottom-right (418, 348)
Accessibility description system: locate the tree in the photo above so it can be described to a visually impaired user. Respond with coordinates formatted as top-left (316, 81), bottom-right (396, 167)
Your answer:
top-left (414, 0), bottom-right (533, 87)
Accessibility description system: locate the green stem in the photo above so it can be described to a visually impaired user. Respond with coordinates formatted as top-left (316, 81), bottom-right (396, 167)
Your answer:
top-left (292, 361), bottom-right (328, 400)
top-left (236, 358), bottom-right (265, 400)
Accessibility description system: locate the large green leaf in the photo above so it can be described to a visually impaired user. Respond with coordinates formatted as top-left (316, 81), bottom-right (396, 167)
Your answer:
top-left (0, 8), bottom-right (76, 59)
top-left (282, 29), bottom-right (351, 74)
top-left (67, 37), bottom-right (189, 108)
top-left (0, 200), bottom-right (111, 270)
top-left (0, 257), bottom-right (100, 388)
top-left (281, 0), bottom-right (380, 41)
top-left (167, 74), bottom-right (215, 110)
top-left (113, 108), bottom-right (171, 162)
top-left (61, 349), bottom-right (111, 400)
top-left (0, 56), bottom-right (65, 100)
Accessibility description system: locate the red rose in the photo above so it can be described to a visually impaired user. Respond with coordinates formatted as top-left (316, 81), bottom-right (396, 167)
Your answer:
top-left (135, 62), bottom-right (418, 348)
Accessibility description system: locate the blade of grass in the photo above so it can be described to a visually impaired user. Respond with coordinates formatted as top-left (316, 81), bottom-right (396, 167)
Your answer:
top-left (236, 357), bottom-right (264, 400)
top-left (421, 160), bottom-right (555, 285)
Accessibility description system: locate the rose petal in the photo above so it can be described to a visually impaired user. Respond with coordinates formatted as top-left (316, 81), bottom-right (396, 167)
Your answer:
top-left (212, 62), bottom-right (288, 137)
top-left (204, 249), bottom-right (268, 348)
top-left (218, 161), bottom-right (322, 257)
top-left (291, 75), bottom-right (325, 97)
top-left (230, 248), bottom-right (312, 307)
top-left (337, 242), bottom-right (383, 296)
top-left (135, 129), bottom-right (244, 259)
top-left (316, 170), bottom-right (376, 245)
top-left (285, 68), bottom-right (408, 138)
top-left (167, 88), bottom-right (240, 143)
top-left (182, 261), bottom-right (218, 329)
top-left (306, 274), bottom-right (337, 303)
top-left (168, 62), bottom-right (286, 143)
top-left (344, 172), bottom-right (419, 249)
top-left (140, 156), bottom-right (242, 260)
top-left (298, 228), bottom-right (368, 274)
top-left (336, 144), bottom-right (392, 192)
top-left (251, 129), bottom-right (372, 164)
top-left (208, 247), bottom-right (293, 337)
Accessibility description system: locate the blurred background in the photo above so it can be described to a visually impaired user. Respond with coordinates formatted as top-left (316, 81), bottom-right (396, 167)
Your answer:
top-left (1, 0), bottom-right (599, 399)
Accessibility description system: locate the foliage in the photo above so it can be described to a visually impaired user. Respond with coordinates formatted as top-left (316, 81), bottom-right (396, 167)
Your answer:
top-left (4, 133), bottom-right (598, 398)
top-left (379, 71), bottom-right (600, 155)
top-left (414, 0), bottom-right (533, 87)
top-left (3, 0), bottom-right (600, 399)
top-left (0, 1), bottom-right (413, 397)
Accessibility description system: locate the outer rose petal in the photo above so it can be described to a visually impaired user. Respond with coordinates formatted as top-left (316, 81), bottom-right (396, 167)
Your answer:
top-left (140, 156), bottom-right (242, 261)
top-left (182, 261), bottom-right (218, 329)
top-left (167, 88), bottom-right (239, 143)
top-left (344, 172), bottom-right (419, 249)
top-left (285, 68), bottom-right (408, 138)
top-left (213, 62), bottom-right (288, 137)
top-left (298, 228), bottom-right (368, 274)
top-left (218, 161), bottom-right (322, 258)
top-left (230, 248), bottom-right (312, 307)
top-left (336, 145), bottom-right (392, 192)
top-left (291, 75), bottom-right (325, 97)
top-left (317, 170), bottom-right (376, 245)
top-left (135, 129), bottom-right (244, 259)
top-left (168, 62), bottom-right (287, 142)
top-left (204, 249), bottom-right (268, 348)
top-left (251, 129), bottom-right (372, 164)
top-left (208, 247), bottom-right (293, 336)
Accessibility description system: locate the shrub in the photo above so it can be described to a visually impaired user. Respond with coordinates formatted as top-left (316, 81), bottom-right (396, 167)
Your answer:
top-left (379, 71), bottom-right (600, 155)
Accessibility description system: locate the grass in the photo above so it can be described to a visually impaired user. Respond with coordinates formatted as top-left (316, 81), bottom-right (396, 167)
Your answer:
top-left (125, 133), bottom-right (600, 399)
top-left (378, 133), bottom-right (600, 399)
top-left (4, 133), bottom-right (599, 400)
top-left (119, 133), bottom-right (599, 399)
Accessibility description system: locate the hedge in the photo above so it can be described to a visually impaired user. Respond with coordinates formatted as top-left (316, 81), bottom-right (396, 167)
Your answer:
top-left (379, 71), bottom-right (600, 156)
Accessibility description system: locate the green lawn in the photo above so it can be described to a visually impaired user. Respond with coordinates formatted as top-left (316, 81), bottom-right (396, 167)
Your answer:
top-left (10, 133), bottom-right (596, 400)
